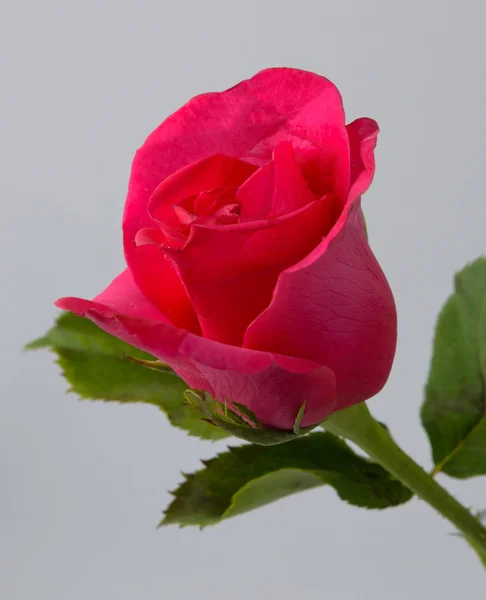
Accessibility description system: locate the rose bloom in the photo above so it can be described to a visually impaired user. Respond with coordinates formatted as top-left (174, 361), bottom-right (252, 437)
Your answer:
top-left (57, 68), bottom-right (396, 431)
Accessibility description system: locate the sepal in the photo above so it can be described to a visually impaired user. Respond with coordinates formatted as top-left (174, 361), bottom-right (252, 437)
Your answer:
top-left (184, 390), bottom-right (318, 446)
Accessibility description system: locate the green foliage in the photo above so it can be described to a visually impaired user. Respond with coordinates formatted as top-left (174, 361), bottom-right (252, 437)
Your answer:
top-left (421, 258), bottom-right (486, 478)
top-left (162, 432), bottom-right (413, 527)
top-left (27, 313), bottom-right (228, 441)
top-left (185, 390), bottom-right (317, 446)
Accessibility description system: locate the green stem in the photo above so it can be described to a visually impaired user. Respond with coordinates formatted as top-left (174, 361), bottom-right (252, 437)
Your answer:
top-left (324, 403), bottom-right (486, 564)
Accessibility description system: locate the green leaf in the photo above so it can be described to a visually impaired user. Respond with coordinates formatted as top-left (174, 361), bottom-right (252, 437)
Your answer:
top-left (421, 258), bottom-right (486, 478)
top-left (27, 313), bottom-right (228, 441)
top-left (162, 432), bottom-right (413, 527)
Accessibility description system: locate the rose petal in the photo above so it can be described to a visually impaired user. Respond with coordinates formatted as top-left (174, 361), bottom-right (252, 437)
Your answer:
top-left (124, 242), bottom-right (200, 332)
top-left (134, 227), bottom-right (166, 247)
top-left (244, 200), bottom-right (397, 410)
top-left (347, 117), bottom-right (379, 201)
top-left (149, 154), bottom-right (256, 229)
top-left (87, 268), bottom-right (169, 322)
top-left (164, 153), bottom-right (336, 345)
top-left (125, 155), bottom-right (257, 329)
top-left (239, 142), bottom-right (317, 220)
top-left (123, 68), bottom-right (349, 281)
top-left (55, 280), bottom-right (336, 430)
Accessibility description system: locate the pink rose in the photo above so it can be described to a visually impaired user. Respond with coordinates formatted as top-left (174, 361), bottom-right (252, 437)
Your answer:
top-left (56, 67), bottom-right (397, 431)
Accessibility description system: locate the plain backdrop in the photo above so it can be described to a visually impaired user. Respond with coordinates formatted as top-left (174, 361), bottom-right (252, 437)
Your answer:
top-left (1, 0), bottom-right (485, 598)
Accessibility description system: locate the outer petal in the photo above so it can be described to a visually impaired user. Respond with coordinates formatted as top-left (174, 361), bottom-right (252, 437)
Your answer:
top-left (346, 118), bottom-right (379, 201)
top-left (92, 268), bottom-right (169, 322)
top-left (55, 274), bottom-right (336, 430)
top-left (244, 200), bottom-right (397, 410)
top-left (123, 69), bottom-right (350, 321)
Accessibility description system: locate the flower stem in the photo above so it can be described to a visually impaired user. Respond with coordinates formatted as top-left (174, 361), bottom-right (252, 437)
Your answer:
top-left (323, 403), bottom-right (486, 564)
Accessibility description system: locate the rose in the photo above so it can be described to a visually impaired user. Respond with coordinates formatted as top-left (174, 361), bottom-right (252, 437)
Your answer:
top-left (56, 67), bottom-right (397, 432)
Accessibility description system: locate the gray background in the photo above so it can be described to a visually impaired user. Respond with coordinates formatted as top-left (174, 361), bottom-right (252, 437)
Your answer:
top-left (1, 0), bottom-right (485, 598)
